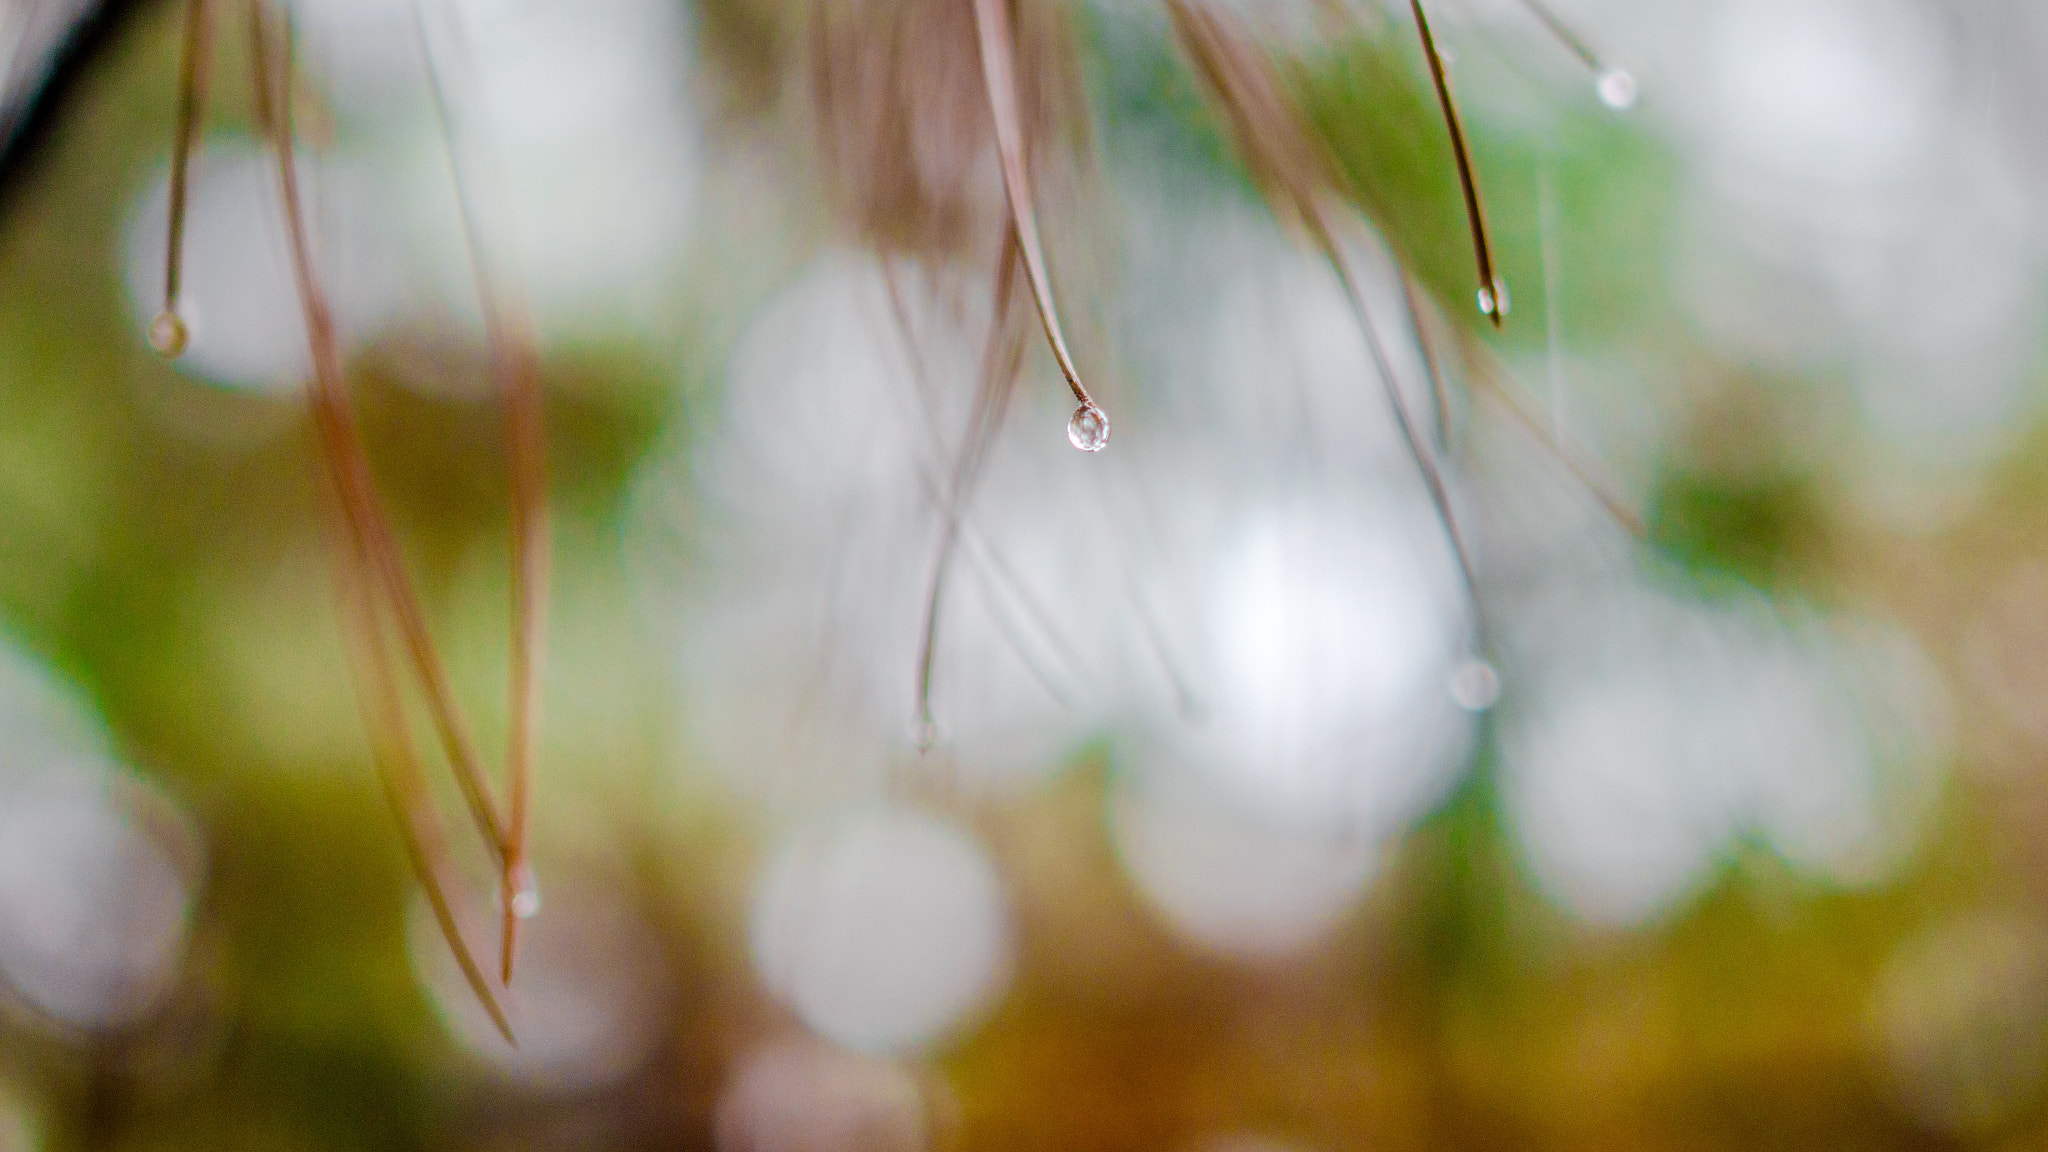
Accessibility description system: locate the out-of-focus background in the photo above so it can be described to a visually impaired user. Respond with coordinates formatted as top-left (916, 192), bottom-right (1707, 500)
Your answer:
top-left (0, 0), bottom-right (2043, 1146)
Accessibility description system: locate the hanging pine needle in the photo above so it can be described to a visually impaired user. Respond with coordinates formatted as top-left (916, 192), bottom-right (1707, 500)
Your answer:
top-left (149, 0), bottom-right (556, 1029)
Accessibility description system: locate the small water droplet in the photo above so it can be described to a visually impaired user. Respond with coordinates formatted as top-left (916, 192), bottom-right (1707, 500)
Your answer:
top-left (1449, 659), bottom-right (1500, 711)
top-left (1067, 403), bottom-right (1110, 452)
top-left (911, 715), bottom-right (937, 752)
top-left (1596, 68), bottom-right (1638, 111)
top-left (509, 863), bottom-right (541, 919)
top-left (1477, 280), bottom-right (1511, 319)
top-left (148, 310), bottom-right (188, 358)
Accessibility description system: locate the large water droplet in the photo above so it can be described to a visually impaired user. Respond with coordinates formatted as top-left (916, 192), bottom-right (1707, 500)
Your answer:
top-left (1596, 68), bottom-right (1638, 111)
top-left (1067, 403), bottom-right (1110, 452)
top-left (509, 863), bottom-right (541, 919)
top-left (911, 715), bottom-right (937, 752)
top-left (1476, 280), bottom-right (1511, 319)
top-left (1448, 659), bottom-right (1500, 711)
top-left (148, 310), bottom-right (188, 358)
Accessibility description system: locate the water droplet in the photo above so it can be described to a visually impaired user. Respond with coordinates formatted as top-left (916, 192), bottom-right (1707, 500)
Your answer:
top-left (509, 863), bottom-right (541, 919)
top-left (1448, 659), bottom-right (1500, 711)
top-left (1067, 403), bottom-right (1110, 453)
top-left (911, 715), bottom-right (937, 752)
top-left (1596, 68), bottom-right (1638, 111)
top-left (1476, 280), bottom-right (1511, 319)
top-left (147, 310), bottom-right (188, 358)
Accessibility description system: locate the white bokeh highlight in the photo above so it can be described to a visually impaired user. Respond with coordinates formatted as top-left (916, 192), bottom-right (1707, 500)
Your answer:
top-left (1165, 499), bottom-right (1470, 832)
top-left (1500, 583), bottom-right (1944, 926)
top-left (1111, 773), bottom-right (1380, 961)
top-left (749, 807), bottom-right (1012, 1053)
top-left (0, 640), bottom-right (199, 1031)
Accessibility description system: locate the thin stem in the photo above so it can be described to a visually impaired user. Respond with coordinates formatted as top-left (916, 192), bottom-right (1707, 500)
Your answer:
top-left (915, 229), bottom-right (1028, 740)
top-left (1407, 0), bottom-right (1503, 328)
top-left (328, 483), bottom-right (515, 1046)
top-left (1314, 213), bottom-right (1487, 649)
top-left (873, 275), bottom-right (1088, 724)
top-left (249, 0), bottom-right (509, 862)
top-left (1511, 0), bottom-right (1601, 72)
top-left (1400, 273), bottom-right (1454, 453)
top-left (1164, 0), bottom-right (1486, 641)
top-left (970, 0), bottom-right (1099, 417)
top-left (410, 0), bottom-right (550, 986)
top-left (255, 0), bottom-right (511, 1041)
top-left (162, 0), bottom-right (213, 315)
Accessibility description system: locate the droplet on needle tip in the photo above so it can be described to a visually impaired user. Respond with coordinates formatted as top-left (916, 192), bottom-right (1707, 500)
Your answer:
top-left (1596, 68), bottom-right (1638, 110)
top-left (148, 310), bottom-right (189, 358)
top-left (1067, 403), bottom-right (1109, 452)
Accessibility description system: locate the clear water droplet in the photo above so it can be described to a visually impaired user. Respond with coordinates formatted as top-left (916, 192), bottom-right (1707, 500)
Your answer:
top-left (911, 715), bottom-right (937, 752)
top-left (1596, 68), bottom-right (1638, 111)
top-left (1449, 659), bottom-right (1500, 711)
top-left (1476, 279), bottom-right (1511, 319)
top-left (508, 863), bottom-right (541, 919)
top-left (148, 310), bottom-right (188, 358)
top-left (1067, 403), bottom-right (1110, 452)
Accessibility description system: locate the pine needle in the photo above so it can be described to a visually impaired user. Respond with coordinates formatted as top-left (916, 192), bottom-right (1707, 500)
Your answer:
top-left (1166, 0), bottom-right (1485, 634)
top-left (970, 0), bottom-right (1104, 432)
top-left (409, 0), bottom-right (550, 988)
top-left (1405, 0), bottom-right (1505, 328)
top-left (248, 0), bottom-right (515, 1028)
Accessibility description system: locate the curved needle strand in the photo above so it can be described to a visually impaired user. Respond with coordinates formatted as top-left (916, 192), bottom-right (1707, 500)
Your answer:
top-left (1318, 224), bottom-right (1486, 642)
top-left (248, 0), bottom-right (509, 872)
top-left (970, 0), bottom-right (1102, 425)
top-left (410, 0), bottom-right (550, 987)
top-left (1407, 0), bottom-right (1504, 328)
top-left (152, 0), bottom-right (215, 355)
top-left (1510, 0), bottom-right (1600, 71)
top-left (1400, 272), bottom-right (1455, 452)
top-left (913, 230), bottom-right (1029, 743)
top-left (329, 487), bottom-right (515, 1046)
top-left (1167, 0), bottom-right (1485, 638)
top-left (249, 0), bottom-right (512, 1039)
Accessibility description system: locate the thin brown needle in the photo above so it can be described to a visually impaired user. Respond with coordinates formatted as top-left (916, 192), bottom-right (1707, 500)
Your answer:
top-left (152, 0), bottom-right (215, 356)
top-left (328, 483), bottom-right (515, 1046)
top-left (1167, 0), bottom-right (1486, 637)
top-left (1319, 220), bottom-right (1486, 642)
top-left (1510, 0), bottom-right (1600, 72)
top-left (914, 229), bottom-right (1029, 744)
top-left (876, 257), bottom-right (1088, 722)
top-left (251, 0), bottom-right (512, 1039)
top-left (410, 0), bottom-right (549, 985)
top-left (1407, 0), bottom-right (1504, 328)
top-left (969, 0), bottom-right (1106, 440)
top-left (250, 5), bottom-right (510, 871)
top-left (1400, 274), bottom-right (1455, 453)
